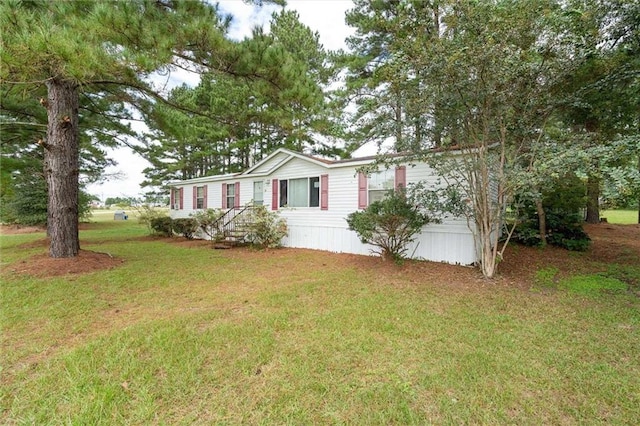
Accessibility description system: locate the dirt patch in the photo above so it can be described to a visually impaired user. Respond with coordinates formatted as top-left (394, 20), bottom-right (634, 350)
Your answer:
top-left (7, 250), bottom-right (124, 277)
top-left (584, 223), bottom-right (640, 265)
top-left (168, 237), bottom-right (215, 248)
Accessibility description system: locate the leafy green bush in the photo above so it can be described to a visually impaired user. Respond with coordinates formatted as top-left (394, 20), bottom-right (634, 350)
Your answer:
top-left (245, 205), bottom-right (288, 248)
top-left (150, 217), bottom-right (173, 237)
top-left (190, 209), bottom-right (226, 241)
top-left (136, 205), bottom-right (169, 234)
top-left (347, 188), bottom-right (435, 263)
top-left (512, 173), bottom-right (590, 251)
top-left (173, 218), bottom-right (198, 239)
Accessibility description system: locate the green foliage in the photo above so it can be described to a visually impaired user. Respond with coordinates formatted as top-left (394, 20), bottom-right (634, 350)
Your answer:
top-left (172, 218), bottom-right (198, 240)
top-left (105, 197), bottom-right (137, 207)
top-left (513, 174), bottom-right (591, 251)
top-left (0, 171), bottom-right (92, 225)
top-left (190, 209), bottom-right (226, 241)
top-left (342, 0), bottom-right (640, 273)
top-left (135, 205), bottom-right (169, 235)
top-left (0, 172), bottom-right (47, 225)
top-left (150, 217), bottom-right (173, 237)
top-left (545, 212), bottom-right (591, 251)
top-left (245, 205), bottom-right (288, 249)
top-left (346, 189), bottom-right (435, 262)
top-left (141, 10), bottom-right (343, 187)
top-left (78, 191), bottom-right (94, 223)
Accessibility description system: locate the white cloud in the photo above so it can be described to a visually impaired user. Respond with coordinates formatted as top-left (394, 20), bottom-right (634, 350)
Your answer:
top-left (87, 1), bottom-right (355, 200)
top-left (286, 0), bottom-right (354, 51)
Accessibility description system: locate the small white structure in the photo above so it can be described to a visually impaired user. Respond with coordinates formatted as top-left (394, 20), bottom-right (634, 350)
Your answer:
top-left (113, 210), bottom-right (128, 220)
top-left (168, 148), bottom-right (476, 265)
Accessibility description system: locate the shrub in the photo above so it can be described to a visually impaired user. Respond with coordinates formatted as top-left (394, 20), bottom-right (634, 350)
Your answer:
top-left (136, 205), bottom-right (169, 234)
top-left (245, 205), bottom-right (288, 248)
top-left (190, 209), bottom-right (226, 241)
top-left (546, 211), bottom-right (591, 251)
top-left (512, 173), bottom-right (590, 251)
top-left (346, 188), bottom-right (435, 263)
top-left (173, 218), bottom-right (198, 239)
top-left (150, 217), bottom-right (173, 237)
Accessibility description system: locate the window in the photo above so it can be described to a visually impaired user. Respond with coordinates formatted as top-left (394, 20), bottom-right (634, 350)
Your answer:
top-left (171, 188), bottom-right (183, 210)
top-left (309, 177), bottom-right (320, 207)
top-left (279, 180), bottom-right (288, 207)
top-left (278, 177), bottom-right (320, 208)
top-left (195, 186), bottom-right (205, 209)
top-left (368, 170), bottom-right (395, 204)
top-left (222, 182), bottom-right (240, 209)
top-left (226, 183), bottom-right (235, 209)
top-left (253, 181), bottom-right (264, 205)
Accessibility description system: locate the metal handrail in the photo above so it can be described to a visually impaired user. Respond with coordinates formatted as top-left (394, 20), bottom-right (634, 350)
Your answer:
top-left (213, 202), bottom-right (255, 242)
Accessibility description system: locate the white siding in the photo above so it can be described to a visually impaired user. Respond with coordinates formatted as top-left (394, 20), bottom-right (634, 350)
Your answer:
top-left (170, 151), bottom-right (478, 265)
top-left (247, 152), bottom-right (290, 175)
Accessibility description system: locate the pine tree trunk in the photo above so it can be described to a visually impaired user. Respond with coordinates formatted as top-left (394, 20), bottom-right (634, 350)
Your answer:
top-left (585, 173), bottom-right (600, 224)
top-left (395, 94), bottom-right (403, 151)
top-left (44, 78), bottom-right (80, 258)
top-left (535, 198), bottom-right (547, 245)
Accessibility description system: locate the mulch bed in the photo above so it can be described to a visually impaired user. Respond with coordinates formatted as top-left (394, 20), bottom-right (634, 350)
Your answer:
top-left (3, 223), bottom-right (638, 282)
top-left (6, 250), bottom-right (124, 278)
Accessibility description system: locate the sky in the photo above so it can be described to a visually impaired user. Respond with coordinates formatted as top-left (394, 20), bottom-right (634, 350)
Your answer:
top-left (87, 0), bottom-right (355, 201)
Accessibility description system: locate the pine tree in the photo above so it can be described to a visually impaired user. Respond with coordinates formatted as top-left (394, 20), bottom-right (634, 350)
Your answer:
top-left (0, 0), bottom-right (283, 257)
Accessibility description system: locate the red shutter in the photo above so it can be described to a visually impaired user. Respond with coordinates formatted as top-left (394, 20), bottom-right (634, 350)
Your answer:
top-left (192, 186), bottom-right (197, 209)
top-left (179, 188), bottom-right (184, 210)
top-left (357, 172), bottom-right (367, 209)
top-left (203, 185), bottom-right (208, 209)
top-left (221, 183), bottom-right (227, 209)
top-left (170, 188), bottom-right (175, 210)
top-left (271, 179), bottom-right (278, 210)
top-left (234, 182), bottom-right (240, 208)
top-left (320, 174), bottom-right (329, 210)
top-left (395, 166), bottom-right (406, 190)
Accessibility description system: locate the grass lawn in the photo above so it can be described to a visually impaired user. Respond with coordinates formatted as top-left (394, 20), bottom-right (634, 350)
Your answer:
top-left (1, 216), bottom-right (639, 424)
top-left (601, 209), bottom-right (638, 224)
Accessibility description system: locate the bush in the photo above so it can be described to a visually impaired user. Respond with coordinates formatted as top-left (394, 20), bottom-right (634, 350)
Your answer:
top-left (512, 173), bottom-right (590, 251)
top-left (545, 211), bottom-right (591, 251)
top-left (346, 188), bottom-right (435, 263)
top-left (150, 217), bottom-right (173, 237)
top-left (136, 205), bottom-right (169, 234)
top-left (190, 209), bottom-right (226, 241)
top-left (245, 205), bottom-right (288, 248)
top-left (173, 218), bottom-right (198, 239)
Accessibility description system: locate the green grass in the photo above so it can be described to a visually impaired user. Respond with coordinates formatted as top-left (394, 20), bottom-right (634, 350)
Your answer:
top-left (2, 219), bottom-right (640, 424)
top-left (601, 209), bottom-right (638, 224)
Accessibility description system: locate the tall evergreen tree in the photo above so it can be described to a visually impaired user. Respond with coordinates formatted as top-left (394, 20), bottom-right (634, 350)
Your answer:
top-left (0, 0), bottom-right (289, 257)
top-left (141, 9), bottom-right (342, 188)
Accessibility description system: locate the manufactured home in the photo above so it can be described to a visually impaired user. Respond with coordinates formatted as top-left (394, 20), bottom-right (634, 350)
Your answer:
top-left (168, 148), bottom-right (477, 265)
